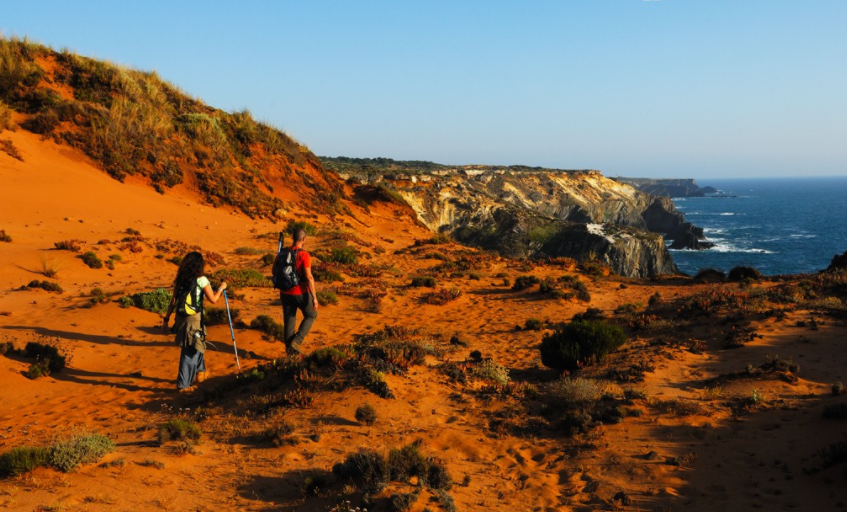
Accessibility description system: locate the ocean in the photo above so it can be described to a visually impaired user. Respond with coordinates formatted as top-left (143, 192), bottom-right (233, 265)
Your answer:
top-left (669, 176), bottom-right (847, 276)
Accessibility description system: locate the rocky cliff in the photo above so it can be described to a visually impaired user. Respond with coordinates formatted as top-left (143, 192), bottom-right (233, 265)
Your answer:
top-left (613, 178), bottom-right (717, 198)
top-left (323, 158), bottom-right (709, 277)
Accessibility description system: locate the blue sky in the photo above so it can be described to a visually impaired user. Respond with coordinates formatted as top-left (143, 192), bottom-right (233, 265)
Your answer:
top-left (3, 1), bottom-right (846, 178)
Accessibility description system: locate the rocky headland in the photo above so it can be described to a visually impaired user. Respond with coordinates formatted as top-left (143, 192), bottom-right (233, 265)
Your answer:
top-left (612, 177), bottom-right (718, 198)
top-left (323, 158), bottom-right (713, 277)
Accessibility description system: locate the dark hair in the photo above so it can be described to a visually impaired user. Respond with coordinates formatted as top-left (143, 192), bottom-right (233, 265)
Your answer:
top-left (294, 229), bottom-right (307, 243)
top-left (174, 251), bottom-right (205, 292)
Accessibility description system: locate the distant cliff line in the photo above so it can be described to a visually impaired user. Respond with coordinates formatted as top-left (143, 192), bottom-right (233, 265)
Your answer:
top-left (322, 157), bottom-right (714, 277)
top-left (612, 177), bottom-right (718, 198)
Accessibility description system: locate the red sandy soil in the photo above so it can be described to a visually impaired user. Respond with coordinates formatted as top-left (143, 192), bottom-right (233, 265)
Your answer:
top-left (1, 130), bottom-right (846, 511)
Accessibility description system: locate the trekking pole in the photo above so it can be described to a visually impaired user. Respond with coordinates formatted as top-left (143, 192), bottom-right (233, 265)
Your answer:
top-left (223, 291), bottom-right (241, 373)
top-left (278, 231), bottom-right (285, 253)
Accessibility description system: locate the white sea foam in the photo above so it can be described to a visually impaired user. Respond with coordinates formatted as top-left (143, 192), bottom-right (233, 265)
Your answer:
top-left (789, 234), bottom-right (817, 239)
top-left (708, 243), bottom-right (774, 254)
top-left (719, 212), bottom-right (735, 216)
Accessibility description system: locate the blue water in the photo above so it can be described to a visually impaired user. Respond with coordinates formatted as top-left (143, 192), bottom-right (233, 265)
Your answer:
top-left (669, 177), bottom-right (847, 276)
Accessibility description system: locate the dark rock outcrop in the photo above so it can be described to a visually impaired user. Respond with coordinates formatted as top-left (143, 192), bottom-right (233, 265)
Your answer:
top-left (613, 178), bottom-right (713, 198)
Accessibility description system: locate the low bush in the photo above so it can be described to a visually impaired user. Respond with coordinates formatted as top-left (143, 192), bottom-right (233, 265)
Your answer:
top-left (316, 290), bottom-right (339, 306)
top-left (287, 220), bottom-right (317, 236)
top-left (728, 266), bottom-right (762, 282)
top-left (572, 308), bottom-right (605, 322)
top-left (818, 440), bottom-right (847, 468)
top-left (410, 276), bottom-right (438, 288)
top-left (130, 288), bottom-right (172, 314)
top-left (25, 280), bottom-right (63, 293)
top-left (423, 288), bottom-right (461, 305)
top-left (471, 359), bottom-right (510, 386)
top-left (24, 360), bottom-right (51, 379)
top-left (0, 229), bottom-right (10, 242)
top-left (312, 265), bottom-right (344, 283)
top-left (390, 491), bottom-right (419, 511)
top-left (546, 377), bottom-right (603, 404)
top-left (694, 268), bottom-right (726, 282)
top-left (80, 251), bottom-right (103, 269)
top-left (250, 315), bottom-right (285, 341)
top-left (324, 246), bottom-right (358, 265)
top-left (211, 268), bottom-right (270, 288)
top-left (54, 239), bottom-right (82, 252)
top-left (332, 448), bottom-right (389, 494)
top-left (512, 275), bottom-right (540, 291)
top-left (234, 246), bottom-right (265, 255)
top-left (540, 320), bottom-right (627, 372)
top-left (24, 342), bottom-right (66, 373)
top-left (159, 419), bottom-right (202, 444)
top-left (205, 306), bottom-right (239, 326)
top-left (260, 253), bottom-right (276, 266)
top-left (0, 446), bottom-right (50, 477)
top-left (524, 318), bottom-right (543, 331)
top-left (355, 403), bottom-right (377, 425)
top-left (50, 433), bottom-right (116, 472)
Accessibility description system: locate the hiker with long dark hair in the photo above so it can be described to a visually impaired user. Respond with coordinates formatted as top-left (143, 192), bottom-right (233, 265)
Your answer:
top-left (161, 251), bottom-right (227, 391)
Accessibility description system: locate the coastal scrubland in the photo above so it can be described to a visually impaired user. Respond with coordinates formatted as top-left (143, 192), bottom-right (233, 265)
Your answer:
top-left (1, 37), bottom-right (847, 511)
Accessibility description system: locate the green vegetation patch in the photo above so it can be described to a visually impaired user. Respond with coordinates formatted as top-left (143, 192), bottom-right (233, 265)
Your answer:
top-left (540, 320), bottom-right (627, 372)
top-left (130, 288), bottom-right (172, 314)
top-left (211, 268), bottom-right (270, 288)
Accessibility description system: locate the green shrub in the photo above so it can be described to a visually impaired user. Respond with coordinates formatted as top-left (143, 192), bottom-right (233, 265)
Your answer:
top-left (118, 296), bottom-right (134, 308)
top-left (205, 306), bottom-right (238, 326)
top-left (390, 491), bottom-right (420, 511)
top-left (80, 251), bottom-right (103, 269)
top-left (524, 318), bottom-right (543, 331)
top-left (306, 346), bottom-right (350, 367)
top-left (130, 288), bottom-right (172, 314)
top-left (210, 268), bottom-right (270, 288)
top-left (410, 276), bottom-right (438, 288)
top-left (54, 239), bottom-right (82, 252)
top-left (324, 246), bottom-right (358, 265)
top-left (546, 377), bottom-right (603, 404)
top-left (511, 275), bottom-right (539, 291)
top-left (316, 290), bottom-right (339, 305)
top-left (0, 446), bottom-right (50, 477)
top-left (24, 360), bottom-right (51, 379)
top-left (159, 419), bottom-right (202, 444)
top-left (423, 288), bottom-right (462, 305)
top-left (24, 342), bottom-right (66, 373)
top-left (234, 246), bottom-right (264, 255)
top-left (355, 403), bottom-right (377, 425)
top-left (250, 315), bottom-right (284, 341)
top-left (312, 265), bottom-right (344, 283)
top-left (26, 280), bottom-right (63, 293)
top-left (694, 268), bottom-right (726, 282)
top-left (260, 252), bottom-right (275, 266)
top-left (0, 229), bottom-right (11, 242)
top-left (471, 359), bottom-right (510, 386)
top-left (387, 443), bottom-right (429, 482)
top-left (49, 433), bottom-right (115, 472)
top-left (540, 320), bottom-right (627, 371)
top-left (728, 266), bottom-right (762, 282)
top-left (286, 220), bottom-right (317, 236)
top-left (332, 449), bottom-right (389, 494)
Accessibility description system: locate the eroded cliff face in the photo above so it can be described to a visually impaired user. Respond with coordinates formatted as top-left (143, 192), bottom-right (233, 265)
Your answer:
top-left (333, 166), bottom-right (688, 277)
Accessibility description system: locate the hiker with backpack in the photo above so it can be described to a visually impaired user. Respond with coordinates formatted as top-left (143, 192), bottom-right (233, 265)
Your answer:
top-left (161, 251), bottom-right (228, 391)
top-left (273, 228), bottom-right (318, 356)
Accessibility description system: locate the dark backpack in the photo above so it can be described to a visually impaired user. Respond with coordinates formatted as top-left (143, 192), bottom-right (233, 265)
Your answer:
top-left (273, 248), bottom-right (301, 290)
top-left (175, 282), bottom-right (203, 317)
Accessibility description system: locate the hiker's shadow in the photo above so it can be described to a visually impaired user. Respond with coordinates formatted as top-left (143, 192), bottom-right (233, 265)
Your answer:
top-left (237, 471), bottom-right (338, 511)
top-left (2, 325), bottom-right (172, 348)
